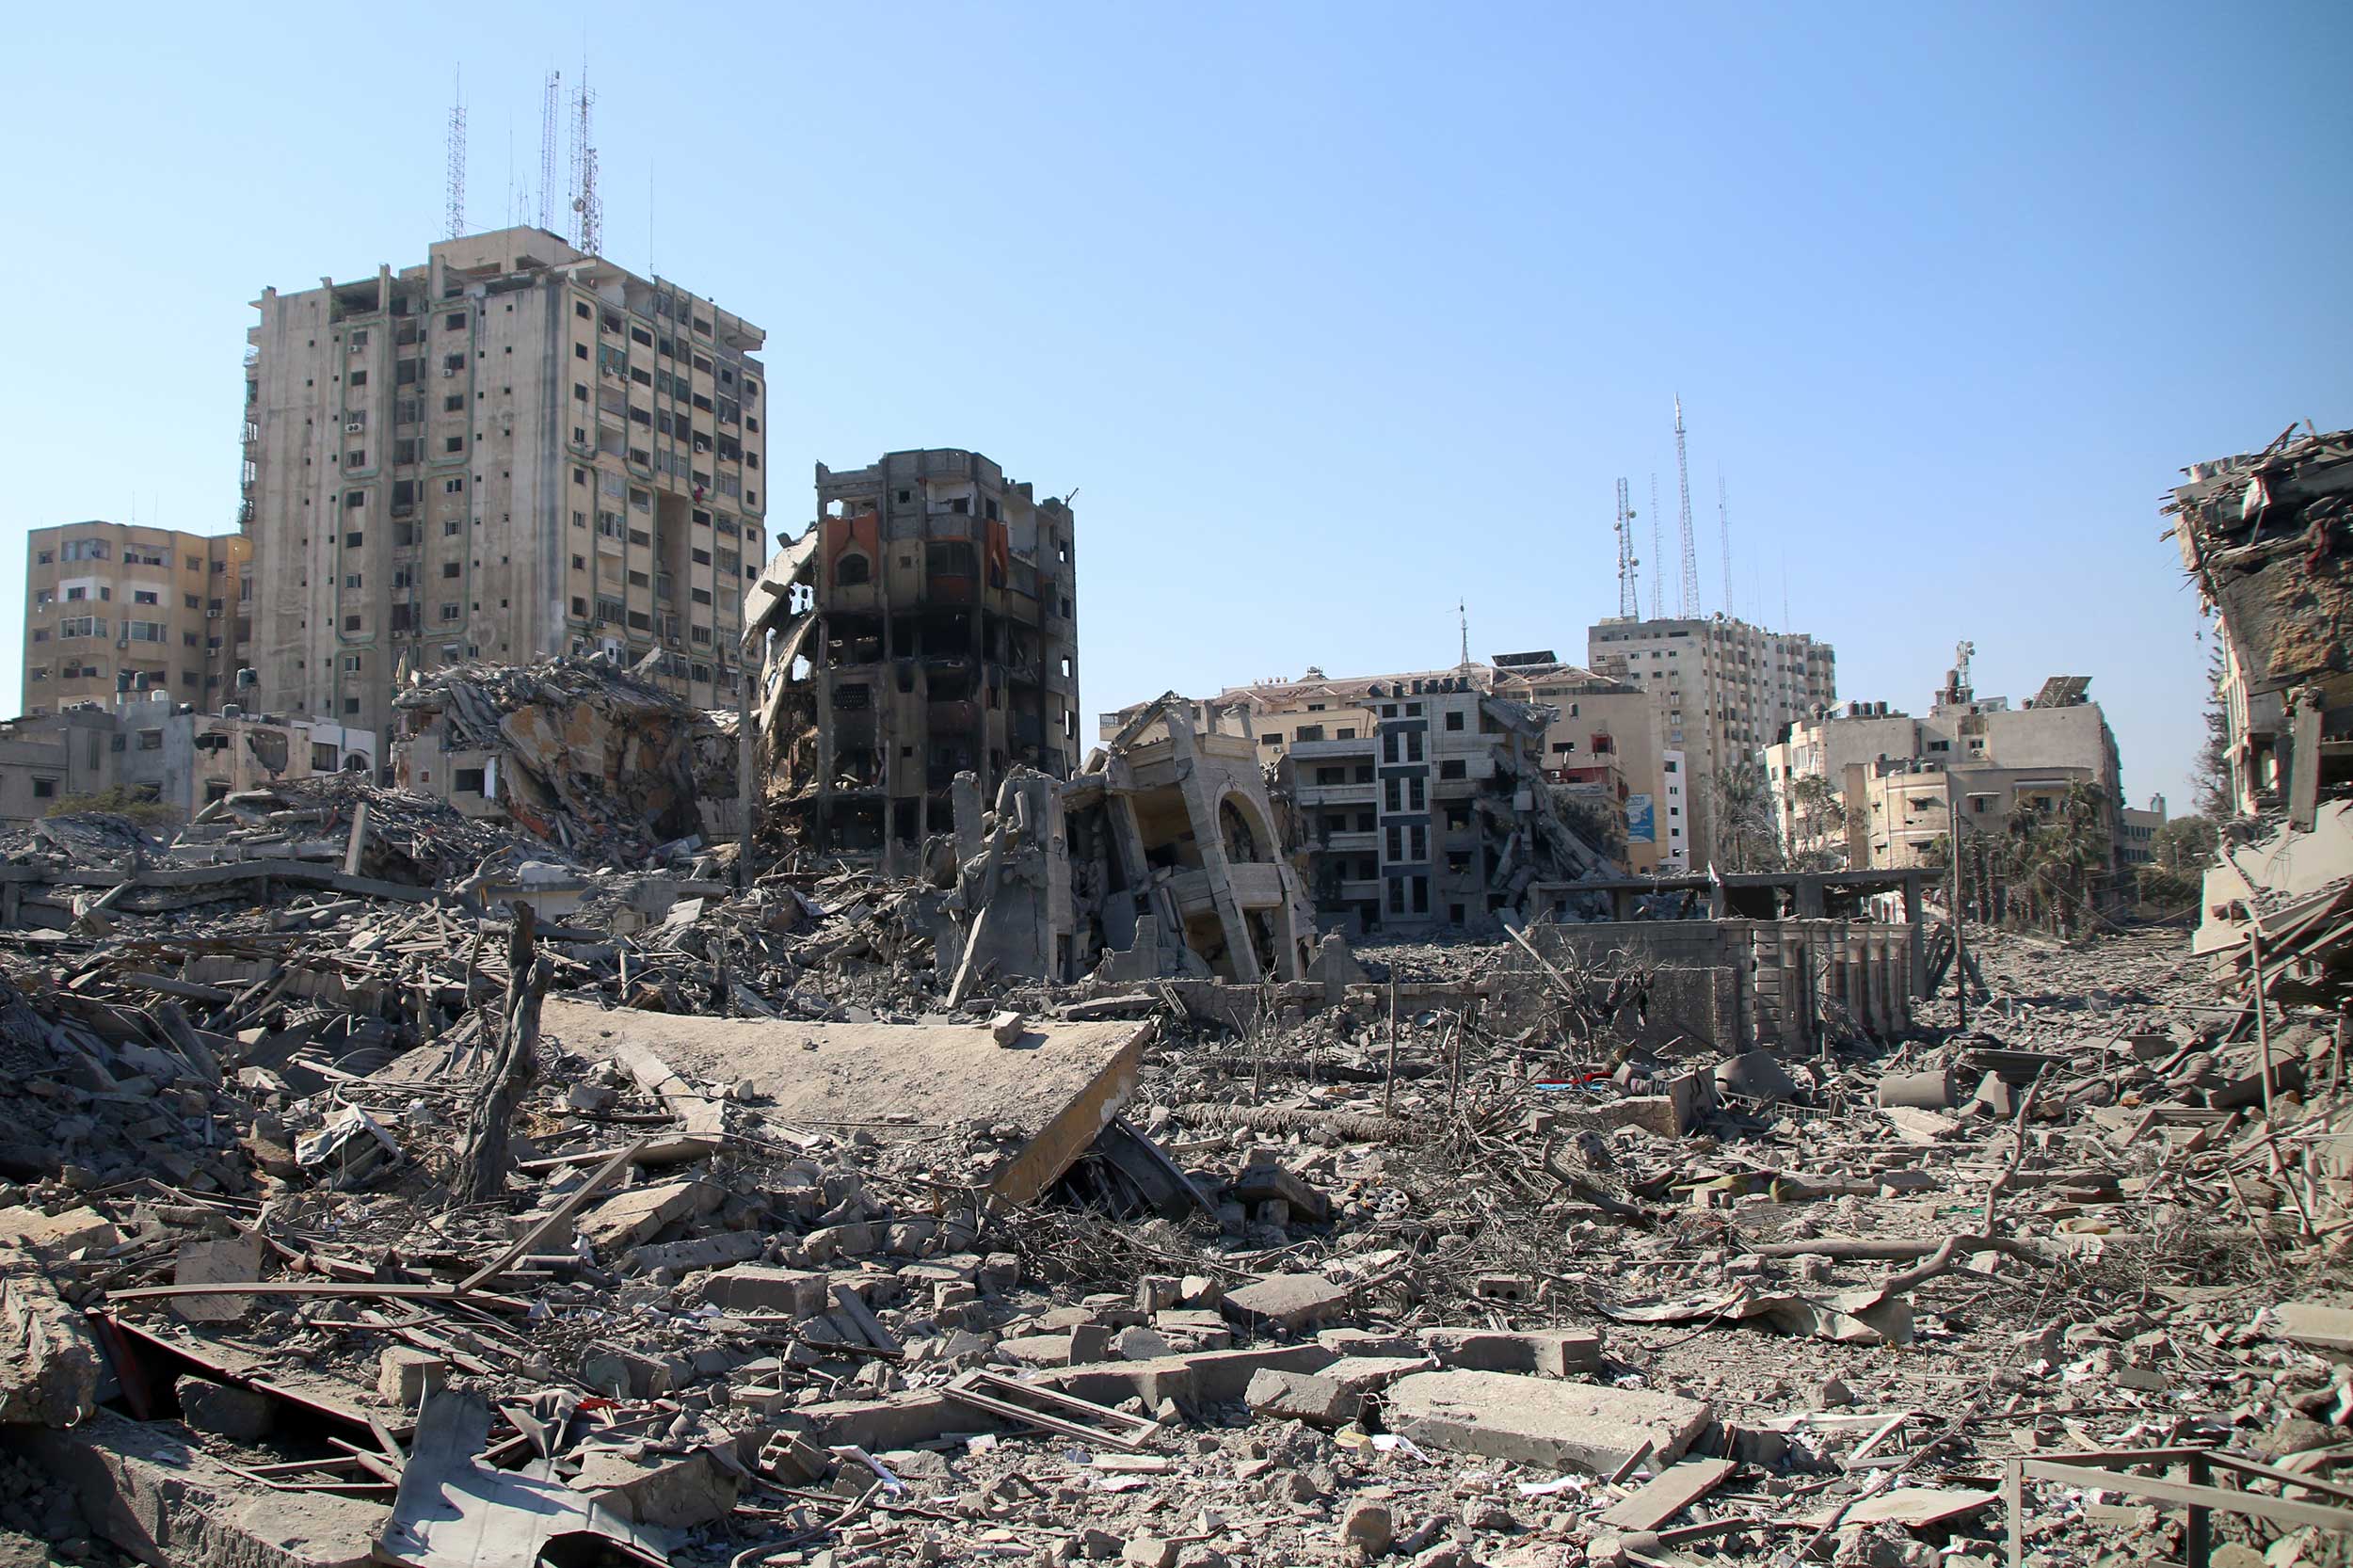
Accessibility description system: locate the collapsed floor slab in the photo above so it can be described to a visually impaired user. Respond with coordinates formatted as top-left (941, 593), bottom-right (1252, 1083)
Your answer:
top-left (543, 1000), bottom-right (1151, 1202)
top-left (1383, 1370), bottom-right (1713, 1474)
top-left (8, 1408), bottom-right (386, 1568)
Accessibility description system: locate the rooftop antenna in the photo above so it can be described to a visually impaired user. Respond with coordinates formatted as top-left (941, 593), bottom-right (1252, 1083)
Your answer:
top-left (568, 70), bottom-right (600, 254)
top-left (1673, 396), bottom-right (1699, 619)
top-left (1648, 474), bottom-right (1663, 618)
top-left (1717, 468), bottom-right (1733, 617)
top-left (1614, 477), bottom-right (1639, 618)
top-left (443, 66), bottom-right (467, 241)
top-left (536, 70), bottom-right (561, 232)
top-left (1458, 599), bottom-right (1470, 668)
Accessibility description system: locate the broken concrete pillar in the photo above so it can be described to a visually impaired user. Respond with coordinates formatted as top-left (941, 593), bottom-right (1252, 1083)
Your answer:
top-left (0, 1246), bottom-right (102, 1428)
top-left (377, 1347), bottom-right (447, 1408)
top-left (1876, 1068), bottom-right (1958, 1111)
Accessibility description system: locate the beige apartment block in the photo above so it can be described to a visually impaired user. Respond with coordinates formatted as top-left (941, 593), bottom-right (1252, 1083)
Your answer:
top-left (1766, 670), bottom-right (2129, 874)
top-left (0, 705), bottom-right (370, 827)
top-left (1587, 614), bottom-right (1834, 869)
top-left (244, 227), bottom-right (766, 759)
top-left (21, 523), bottom-right (250, 717)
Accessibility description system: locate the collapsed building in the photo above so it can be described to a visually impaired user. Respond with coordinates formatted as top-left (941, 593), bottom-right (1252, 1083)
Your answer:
top-left (392, 656), bottom-right (740, 862)
top-left (747, 449), bottom-right (1081, 866)
top-left (1104, 669), bottom-right (1617, 939)
top-left (2168, 423), bottom-right (2353, 825)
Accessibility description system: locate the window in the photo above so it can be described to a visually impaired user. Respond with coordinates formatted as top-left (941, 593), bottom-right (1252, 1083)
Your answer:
top-left (137, 730), bottom-right (162, 751)
top-left (1439, 759), bottom-right (1466, 780)
top-left (1445, 710), bottom-right (1465, 731)
top-left (444, 436), bottom-right (464, 454)
top-left (441, 562), bottom-right (460, 578)
top-left (439, 602), bottom-right (461, 621)
top-left (133, 590), bottom-right (158, 605)
top-left (126, 620), bottom-right (166, 642)
top-left (31, 778), bottom-right (55, 799)
top-left (348, 370), bottom-right (366, 386)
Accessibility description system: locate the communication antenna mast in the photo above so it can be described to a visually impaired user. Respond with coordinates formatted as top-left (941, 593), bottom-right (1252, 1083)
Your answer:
top-left (537, 71), bottom-right (562, 232)
top-left (1673, 396), bottom-right (1699, 618)
top-left (1458, 599), bottom-right (1470, 668)
top-left (1614, 478), bottom-right (1639, 618)
top-left (568, 74), bottom-right (600, 255)
top-left (1648, 474), bottom-right (1663, 619)
top-left (443, 68), bottom-right (467, 241)
top-left (1718, 469), bottom-right (1733, 617)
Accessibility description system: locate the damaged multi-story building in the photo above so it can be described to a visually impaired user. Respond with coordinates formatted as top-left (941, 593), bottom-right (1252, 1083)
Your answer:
top-left (2167, 424), bottom-right (2353, 825)
top-left (748, 449), bottom-right (1080, 862)
top-left (1588, 613), bottom-right (1835, 869)
top-left (244, 227), bottom-right (767, 760)
top-left (1763, 649), bottom-right (2131, 876)
top-left (1103, 664), bottom-right (1615, 938)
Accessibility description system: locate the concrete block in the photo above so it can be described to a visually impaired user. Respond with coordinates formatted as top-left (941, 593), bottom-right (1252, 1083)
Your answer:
top-left (377, 1347), bottom-right (446, 1407)
top-left (0, 1246), bottom-right (102, 1427)
top-left (1417, 1327), bottom-right (1602, 1378)
top-left (625, 1230), bottom-right (764, 1273)
top-left (1242, 1368), bottom-right (1359, 1427)
top-left (706, 1265), bottom-right (828, 1317)
top-left (578, 1179), bottom-right (720, 1253)
top-left (1035, 1343), bottom-right (1337, 1410)
top-left (794, 1390), bottom-right (985, 1451)
top-left (1385, 1370), bottom-right (1711, 1473)
top-left (178, 1379), bottom-right (278, 1443)
top-left (1317, 1354), bottom-right (1436, 1393)
top-left (573, 1446), bottom-right (741, 1529)
top-left (1221, 1272), bottom-right (1350, 1333)
top-left (0, 1205), bottom-right (120, 1256)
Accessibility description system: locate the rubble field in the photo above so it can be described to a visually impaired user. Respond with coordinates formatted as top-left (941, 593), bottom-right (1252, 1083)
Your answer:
top-left (0, 779), bottom-right (2348, 1568)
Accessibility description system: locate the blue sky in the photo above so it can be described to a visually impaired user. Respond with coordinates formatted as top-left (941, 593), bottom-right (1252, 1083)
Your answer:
top-left (5, 2), bottom-right (2346, 811)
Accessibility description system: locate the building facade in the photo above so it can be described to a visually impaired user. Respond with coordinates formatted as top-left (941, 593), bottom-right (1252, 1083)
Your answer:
top-left (1764, 672), bottom-right (2129, 874)
top-left (1587, 614), bottom-right (1835, 869)
top-left (244, 227), bottom-right (765, 760)
top-left (21, 523), bottom-right (250, 717)
top-left (1109, 662), bottom-right (1613, 936)
top-left (1484, 650), bottom-right (1668, 872)
top-left (0, 703), bottom-right (371, 826)
top-left (795, 449), bottom-right (1080, 857)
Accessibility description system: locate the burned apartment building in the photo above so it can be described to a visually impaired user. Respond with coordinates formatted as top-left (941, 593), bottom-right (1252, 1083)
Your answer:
top-left (244, 227), bottom-right (766, 762)
top-left (2167, 424), bottom-right (2353, 825)
top-left (758, 450), bottom-right (1079, 860)
top-left (1103, 665), bottom-right (1613, 938)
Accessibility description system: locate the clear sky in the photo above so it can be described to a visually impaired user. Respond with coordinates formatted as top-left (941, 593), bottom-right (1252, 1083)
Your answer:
top-left (5, 2), bottom-right (2346, 811)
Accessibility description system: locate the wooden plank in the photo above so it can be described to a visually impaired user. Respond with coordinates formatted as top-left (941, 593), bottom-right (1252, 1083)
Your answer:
top-left (1599, 1458), bottom-right (1738, 1532)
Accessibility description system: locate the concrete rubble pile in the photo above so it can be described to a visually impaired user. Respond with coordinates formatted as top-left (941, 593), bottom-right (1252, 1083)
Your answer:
top-left (393, 655), bottom-right (740, 863)
top-left (0, 716), bottom-right (2349, 1566)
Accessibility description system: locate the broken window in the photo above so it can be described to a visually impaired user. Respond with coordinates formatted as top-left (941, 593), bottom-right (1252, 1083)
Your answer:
top-left (1439, 760), bottom-right (1466, 780)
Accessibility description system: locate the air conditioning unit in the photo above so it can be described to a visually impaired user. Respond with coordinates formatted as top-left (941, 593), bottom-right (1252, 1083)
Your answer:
top-left (599, 636), bottom-right (624, 661)
top-left (344, 421), bottom-right (365, 434)
top-left (440, 367), bottom-right (457, 377)
top-left (206, 609), bottom-right (221, 618)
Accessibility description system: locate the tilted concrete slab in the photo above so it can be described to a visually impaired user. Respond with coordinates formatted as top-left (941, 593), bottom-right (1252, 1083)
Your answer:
top-left (8, 1408), bottom-right (386, 1568)
top-left (1384, 1369), bottom-right (1712, 1474)
top-left (545, 1000), bottom-right (1150, 1202)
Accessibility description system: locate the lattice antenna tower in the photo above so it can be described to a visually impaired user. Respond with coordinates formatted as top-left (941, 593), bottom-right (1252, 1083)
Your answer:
top-left (1648, 474), bottom-right (1663, 619)
top-left (1673, 395), bottom-right (1699, 618)
top-left (1458, 599), bottom-right (1470, 668)
top-left (1718, 469), bottom-right (1732, 616)
top-left (537, 71), bottom-right (562, 232)
top-left (1614, 478), bottom-right (1639, 618)
top-left (443, 68), bottom-right (467, 241)
top-left (568, 75), bottom-right (600, 255)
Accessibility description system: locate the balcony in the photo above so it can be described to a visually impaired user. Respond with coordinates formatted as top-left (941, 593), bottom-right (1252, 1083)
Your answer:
top-left (1320, 829), bottom-right (1377, 854)
top-left (1296, 780), bottom-right (1375, 807)
top-left (1286, 736), bottom-right (1374, 760)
